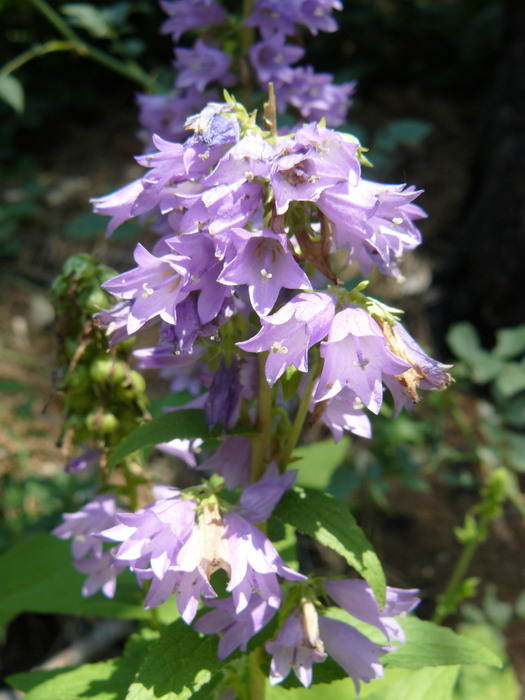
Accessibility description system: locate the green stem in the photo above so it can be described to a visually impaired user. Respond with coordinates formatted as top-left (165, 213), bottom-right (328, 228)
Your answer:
top-left (251, 353), bottom-right (273, 482)
top-left (28, 0), bottom-right (158, 91)
top-left (432, 539), bottom-right (478, 625)
top-left (0, 40), bottom-right (75, 78)
top-left (248, 647), bottom-right (266, 700)
top-left (279, 364), bottom-right (318, 471)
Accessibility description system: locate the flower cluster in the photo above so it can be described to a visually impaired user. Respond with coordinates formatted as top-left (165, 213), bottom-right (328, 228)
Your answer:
top-left (137, 0), bottom-right (356, 144)
top-left (93, 101), bottom-right (449, 442)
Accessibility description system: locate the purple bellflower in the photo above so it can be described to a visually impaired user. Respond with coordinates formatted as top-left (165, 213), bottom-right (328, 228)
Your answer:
top-left (315, 306), bottom-right (411, 413)
top-left (238, 291), bottom-right (335, 385)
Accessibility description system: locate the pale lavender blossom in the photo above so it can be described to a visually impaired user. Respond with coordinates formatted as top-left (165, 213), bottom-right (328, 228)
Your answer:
top-left (101, 243), bottom-right (189, 334)
top-left (196, 435), bottom-right (252, 489)
top-left (218, 229), bottom-right (311, 316)
top-left (314, 386), bottom-right (372, 441)
top-left (247, 0), bottom-right (299, 38)
top-left (296, 0), bottom-right (342, 35)
top-left (175, 40), bottom-right (233, 92)
top-left (205, 357), bottom-right (242, 429)
top-left (238, 291), bottom-right (335, 384)
top-left (287, 66), bottom-right (356, 126)
top-left (266, 604), bottom-right (327, 687)
top-left (194, 594), bottom-right (277, 658)
top-left (315, 307), bottom-right (411, 413)
top-left (74, 550), bottom-right (125, 598)
top-left (250, 34), bottom-right (305, 85)
top-left (238, 462), bottom-right (297, 523)
top-left (325, 579), bottom-right (420, 645)
top-left (160, 0), bottom-right (226, 42)
top-left (318, 616), bottom-right (386, 693)
top-left (53, 494), bottom-right (119, 560)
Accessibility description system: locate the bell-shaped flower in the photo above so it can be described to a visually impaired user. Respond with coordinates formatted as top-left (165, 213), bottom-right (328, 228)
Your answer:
top-left (378, 320), bottom-right (453, 415)
top-left (238, 291), bottom-right (335, 384)
top-left (102, 243), bottom-right (190, 334)
top-left (266, 602), bottom-right (327, 688)
top-left (194, 593), bottom-right (277, 659)
top-left (315, 306), bottom-right (411, 413)
top-left (325, 579), bottom-right (420, 646)
top-left (219, 229), bottom-right (311, 316)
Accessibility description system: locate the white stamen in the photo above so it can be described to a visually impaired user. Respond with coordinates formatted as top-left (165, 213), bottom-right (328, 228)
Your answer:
top-left (198, 151), bottom-right (210, 160)
top-left (353, 358), bottom-right (370, 369)
top-left (141, 282), bottom-right (154, 299)
top-left (245, 170), bottom-right (254, 181)
top-left (121, 278), bottom-right (126, 284)
top-left (308, 175), bottom-right (320, 183)
top-left (191, 274), bottom-right (200, 283)
top-left (352, 397), bottom-right (364, 410)
top-left (392, 217), bottom-right (403, 226)
top-left (271, 341), bottom-right (288, 354)
top-left (260, 268), bottom-right (273, 281)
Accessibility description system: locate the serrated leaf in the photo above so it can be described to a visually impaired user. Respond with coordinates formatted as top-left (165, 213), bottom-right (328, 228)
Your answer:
top-left (294, 438), bottom-right (350, 490)
top-left (0, 74), bottom-right (24, 113)
top-left (273, 487), bottom-right (386, 607)
top-left (383, 617), bottom-right (502, 669)
top-left (365, 665), bottom-right (460, 700)
top-left (0, 533), bottom-right (154, 626)
top-left (494, 326), bottom-right (525, 359)
top-left (109, 409), bottom-right (211, 468)
top-left (126, 619), bottom-right (221, 700)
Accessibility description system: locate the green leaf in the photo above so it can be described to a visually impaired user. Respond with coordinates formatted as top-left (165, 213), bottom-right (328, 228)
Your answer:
top-left (364, 666), bottom-right (460, 700)
top-left (0, 74), bottom-right (24, 113)
top-left (494, 362), bottom-right (525, 397)
top-left (7, 629), bottom-right (157, 700)
top-left (8, 660), bottom-right (132, 700)
top-left (281, 366), bottom-right (303, 401)
top-left (0, 533), bottom-right (156, 626)
top-left (494, 325), bottom-right (525, 359)
top-left (62, 3), bottom-right (112, 38)
top-left (295, 438), bottom-right (350, 490)
top-left (273, 487), bottom-right (386, 607)
top-left (383, 617), bottom-right (502, 669)
top-left (446, 323), bottom-right (482, 360)
top-left (126, 619), bottom-right (221, 700)
top-left (109, 409), bottom-right (211, 468)
top-left (64, 212), bottom-right (106, 239)
top-left (452, 624), bottom-right (520, 700)
top-left (504, 431), bottom-right (525, 472)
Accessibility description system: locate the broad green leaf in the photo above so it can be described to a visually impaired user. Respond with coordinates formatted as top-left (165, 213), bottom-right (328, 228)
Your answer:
top-left (365, 665), bottom-right (460, 700)
top-left (446, 323), bottom-right (482, 360)
top-left (7, 629), bottom-right (157, 700)
top-left (0, 533), bottom-right (155, 626)
top-left (504, 432), bottom-right (525, 472)
top-left (0, 74), bottom-right (24, 113)
top-left (494, 325), bottom-right (525, 359)
top-left (452, 624), bottom-right (519, 700)
top-left (469, 351), bottom-right (504, 384)
top-left (494, 362), bottom-right (525, 397)
top-left (383, 617), bottom-right (501, 669)
top-left (273, 487), bottom-right (386, 607)
top-left (109, 409), bottom-right (211, 468)
top-left (8, 660), bottom-right (131, 700)
top-left (295, 438), bottom-right (350, 490)
top-left (126, 619), bottom-right (221, 700)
